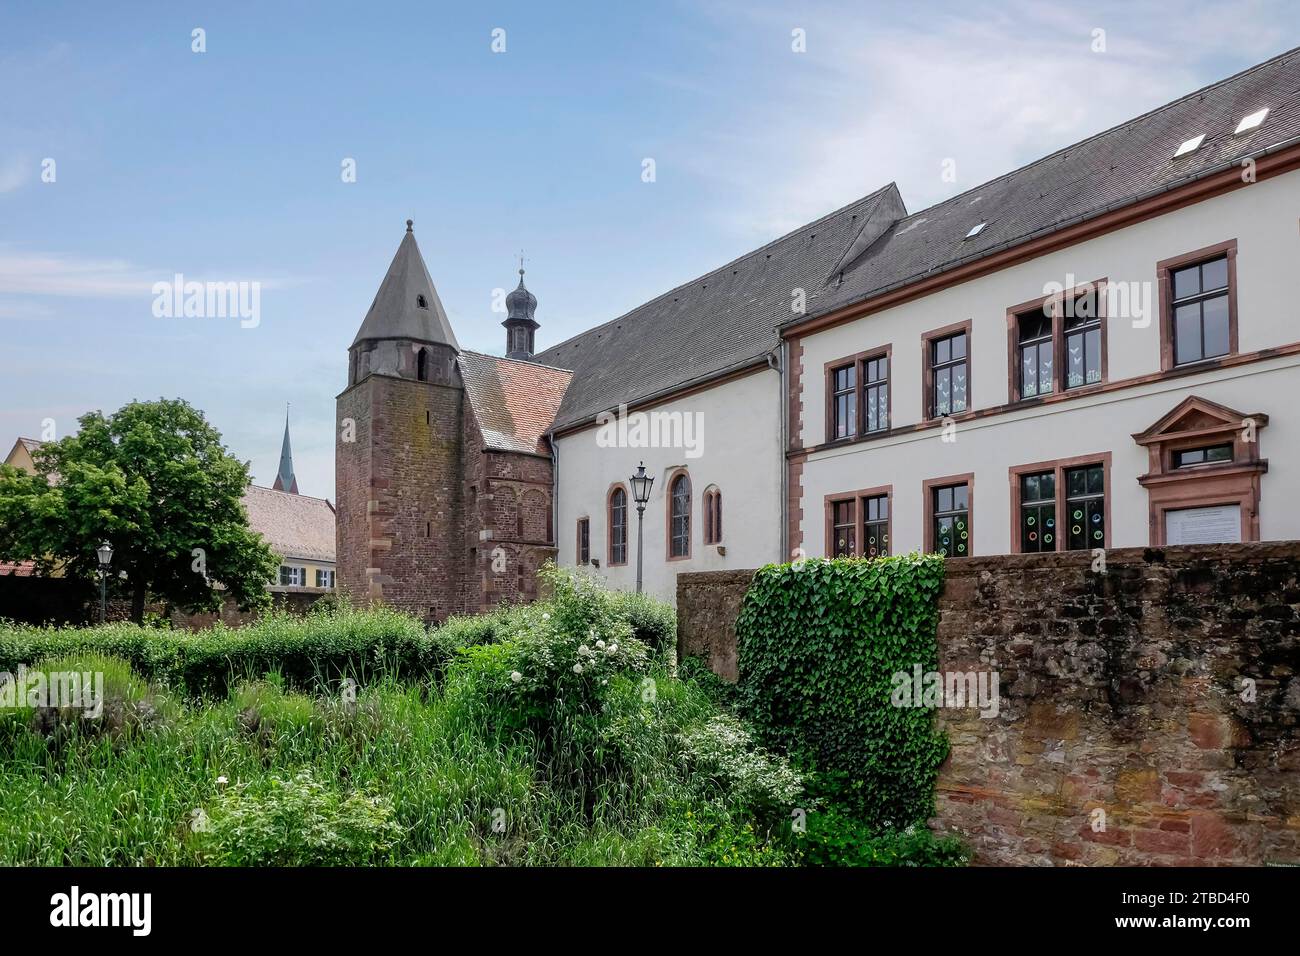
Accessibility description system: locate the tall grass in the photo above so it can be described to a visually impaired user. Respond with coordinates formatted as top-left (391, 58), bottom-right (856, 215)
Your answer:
top-left (0, 565), bottom-right (967, 867)
top-left (0, 567), bottom-right (802, 866)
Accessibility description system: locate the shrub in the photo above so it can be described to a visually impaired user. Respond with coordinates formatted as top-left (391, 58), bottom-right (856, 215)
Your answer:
top-left (607, 590), bottom-right (676, 655)
top-left (194, 769), bottom-right (402, 866)
top-left (737, 554), bottom-right (949, 829)
top-left (799, 807), bottom-right (969, 867)
top-left (0, 604), bottom-right (436, 698)
top-left (0, 653), bottom-right (175, 746)
top-left (678, 715), bottom-right (804, 815)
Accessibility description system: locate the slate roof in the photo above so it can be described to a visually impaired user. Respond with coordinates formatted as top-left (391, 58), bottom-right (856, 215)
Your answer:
top-left (534, 185), bottom-right (902, 432)
top-left (805, 47), bottom-right (1300, 321)
top-left (242, 485), bottom-right (336, 563)
top-left (458, 351), bottom-right (573, 456)
top-left (531, 47), bottom-right (1300, 433)
top-left (273, 413), bottom-right (298, 494)
top-left (352, 223), bottom-right (459, 349)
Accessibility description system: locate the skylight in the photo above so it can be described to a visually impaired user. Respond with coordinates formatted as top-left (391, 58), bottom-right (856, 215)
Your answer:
top-left (1235, 108), bottom-right (1269, 134)
top-left (1174, 134), bottom-right (1205, 158)
top-left (965, 222), bottom-right (986, 239)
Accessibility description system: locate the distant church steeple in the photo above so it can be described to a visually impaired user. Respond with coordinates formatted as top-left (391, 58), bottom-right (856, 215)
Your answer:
top-left (503, 256), bottom-right (539, 361)
top-left (272, 405), bottom-right (298, 494)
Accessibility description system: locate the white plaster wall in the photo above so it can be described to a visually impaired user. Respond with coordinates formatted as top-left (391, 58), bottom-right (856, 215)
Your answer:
top-left (801, 357), bottom-right (1300, 556)
top-left (554, 367), bottom-right (783, 604)
top-left (797, 171), bottom-right (1300, 555)
top-left (801, 171), bottom-right (1300, 441)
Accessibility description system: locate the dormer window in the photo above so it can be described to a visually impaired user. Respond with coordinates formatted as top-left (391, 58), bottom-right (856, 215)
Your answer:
top-left (416, 295), bottom-right (428, 309)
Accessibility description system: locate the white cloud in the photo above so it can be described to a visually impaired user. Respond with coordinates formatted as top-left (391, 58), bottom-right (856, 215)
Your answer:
top-left (0, 252), bottom-right (155, 297)
top-left (0, 248), bottom-right (305, 298)
top-left (0, 299), bottom-right (56, 321)
top-left (685, 0), bottom-right (1298, 239)
top-left (0, 156), bottom-right (28, 194)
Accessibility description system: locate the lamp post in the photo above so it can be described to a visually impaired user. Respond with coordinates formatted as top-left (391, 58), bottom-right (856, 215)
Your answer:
top-left (96, 540), bottom-right (114, 623)
top-left (629, 462), bottom-right (654, 595)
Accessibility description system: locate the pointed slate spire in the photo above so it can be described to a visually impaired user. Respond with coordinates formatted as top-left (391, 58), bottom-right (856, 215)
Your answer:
top-left (351, 220), bottom-right (459, 349)
top-left (272, 405), bottom-right (299, 494)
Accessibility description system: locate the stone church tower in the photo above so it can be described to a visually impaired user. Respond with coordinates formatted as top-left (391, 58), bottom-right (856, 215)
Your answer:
top-left (336, 221), bottom-right (571, 622)
top-left (336, 220), bottom-right (466, 620)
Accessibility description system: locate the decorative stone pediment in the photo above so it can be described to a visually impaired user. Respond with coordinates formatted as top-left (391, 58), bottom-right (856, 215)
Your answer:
top-left (1132, 395), bottom-right (1266, 446)
top-left (1132, 395), bottom-right (1268, 546)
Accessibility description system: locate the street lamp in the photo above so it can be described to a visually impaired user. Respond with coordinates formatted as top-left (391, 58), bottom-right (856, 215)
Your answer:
top-left (96, 540), bottom-right (114, 623)
top-left (629, 462), bottom-right (654, 594)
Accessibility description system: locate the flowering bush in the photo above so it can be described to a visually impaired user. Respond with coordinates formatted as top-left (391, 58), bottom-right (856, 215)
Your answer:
top-left (194, 768), bottom-right (402, 866)
top-left (679, 715), bottom-right (805, 814)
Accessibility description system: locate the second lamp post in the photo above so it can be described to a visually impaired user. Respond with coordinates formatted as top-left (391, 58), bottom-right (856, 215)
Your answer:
top-left (629, 462), bottom-right (654, 594)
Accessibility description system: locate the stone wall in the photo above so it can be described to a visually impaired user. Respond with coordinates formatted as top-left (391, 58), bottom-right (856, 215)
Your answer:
top-left (676, 542), bottom-right (1300, 866)
top-left (676, 569), bottom-right (756, 681)
top-left (461, 403), bottom-right (556, 613)
top-left (0, 576), bottom-right (325, 629)
top-left (337, 364), bottom-right (467, 623)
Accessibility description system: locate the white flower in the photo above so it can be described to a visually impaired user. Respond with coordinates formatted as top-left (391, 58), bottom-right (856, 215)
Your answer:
top-left (596, 639), bottom-right (606, 650)
top-left (606, 643), bottom-right (618, 655)
top-left (573, 663), bottom-right (584, 674)
top-left (579, 644), bottom-right (590, 655)
top-left (542, 612), bottom-right (550, 621)
top-left (510, 671), bottom-right (522, 683)
top-left (216, 775), bottom-right (229, 788)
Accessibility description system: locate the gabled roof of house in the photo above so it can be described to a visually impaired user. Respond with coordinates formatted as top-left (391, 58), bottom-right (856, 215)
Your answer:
top-left (242, 484), bottom-right (336, 563)
top-left (352, 222), bottom-right (459, 349)
top-left (533, 47), bottom-right (1300, 435)
top-left (803, 47), bottom-right (1300, 321)
top-left (458, 350), bottom-right (573, 456)
top-left (534, 184), bottom-right (902, 432)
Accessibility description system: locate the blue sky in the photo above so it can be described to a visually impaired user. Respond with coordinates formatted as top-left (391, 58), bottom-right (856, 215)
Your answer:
top-left (2, 0), bottom-right (1297, 497)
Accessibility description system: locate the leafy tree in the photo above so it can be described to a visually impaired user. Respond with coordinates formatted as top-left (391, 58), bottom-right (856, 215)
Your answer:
top-left (0, 399), bottom-right (278, 622)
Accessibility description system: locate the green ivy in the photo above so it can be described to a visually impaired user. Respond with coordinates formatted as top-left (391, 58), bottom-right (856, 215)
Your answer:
top-left (736, 554), bottom-right (948, 830)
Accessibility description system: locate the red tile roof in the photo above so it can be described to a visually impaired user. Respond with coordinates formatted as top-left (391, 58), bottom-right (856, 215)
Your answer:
top-left (242, 485), bottom-right (336, 563)
top-left (458, 351), bottom-right (572, 456)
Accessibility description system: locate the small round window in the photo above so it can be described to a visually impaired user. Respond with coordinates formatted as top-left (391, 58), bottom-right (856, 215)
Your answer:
top-left (416, 295), bottom-right (428, 309)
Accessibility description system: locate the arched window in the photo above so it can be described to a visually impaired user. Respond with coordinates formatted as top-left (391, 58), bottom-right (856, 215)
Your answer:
top-left (668, 471), bottom-right (691, 559)
top-left (416, 294), bottom-right (428, 309)
top-left (416, 347), bottom-right (428, 381)
top-left (510, 327), bottom-right (530, 354)
top-left (608, 486), bottom-right (628, 565)
top-left (703, 486), bottom-right (722, 544)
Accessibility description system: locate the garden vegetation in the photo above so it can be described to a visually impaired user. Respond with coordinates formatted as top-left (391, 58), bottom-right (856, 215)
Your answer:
top-left (0, 561), bottom-right (964, 866)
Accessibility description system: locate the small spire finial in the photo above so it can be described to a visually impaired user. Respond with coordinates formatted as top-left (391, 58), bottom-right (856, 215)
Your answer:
top-left (406, 219), bottom-right (413, 233)
top-left (518, 249), bottom-right (526, 278)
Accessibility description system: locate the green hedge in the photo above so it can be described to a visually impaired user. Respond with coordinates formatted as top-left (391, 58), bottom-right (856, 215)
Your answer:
top-left (0, 605), bottom-right (436, 698)
top-left (736, 555), bottom-right (948, 829)
top-left (0, 586), bottom-right (678, 700)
